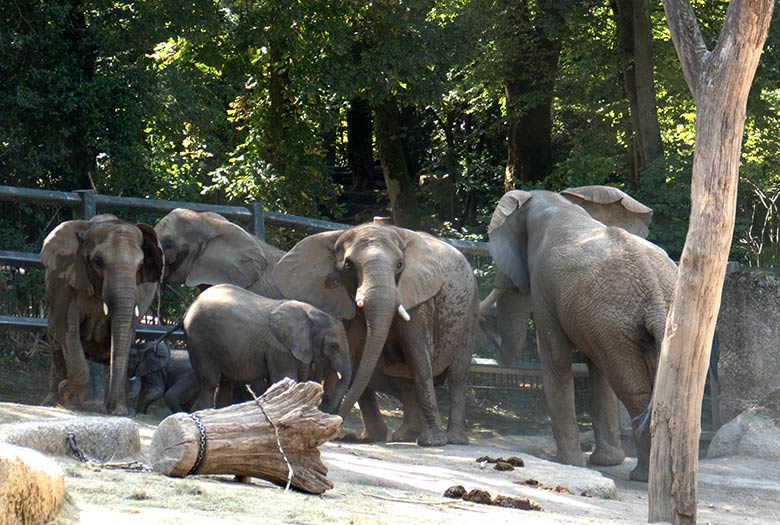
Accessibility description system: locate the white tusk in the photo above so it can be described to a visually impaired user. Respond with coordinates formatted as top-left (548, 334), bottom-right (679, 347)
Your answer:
top-left (336, 372), bottom-right (342, 381)
top-left (398, 304), bottom-right (411, 321)
top-left (478, 287), bottom-right (506, 315)
top-left (134, 305), bottom-right (140, 317)
top-left (103, 303), bottom-right (109, 316)
top-left (355, 292), bottom-right (365, 308)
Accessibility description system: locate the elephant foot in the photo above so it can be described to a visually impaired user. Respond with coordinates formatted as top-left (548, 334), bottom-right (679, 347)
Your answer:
top-left (417, 427), bottom-right (447, 447)
top-left (446, 427), bottom-right (469, 445)
top-left (103, 401), bottom-right (129, 417)
top-left (391, 426), bottom-right (420, 443)
top-left (629, 461), bottom-right (649, 482)
top-left (554, 449), bottom-right (587, 467)
top-left (58, 379), bottom-right (87, 408)
top-left (338, 429), bottom-right (386, 443)
top-left (588, 444), bottom-right (625, 466)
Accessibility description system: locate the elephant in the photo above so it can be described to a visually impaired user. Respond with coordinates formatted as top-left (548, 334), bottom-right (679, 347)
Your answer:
top-left (486, 189), bottom-right (676, 481)
top-left (182, 284), bottom-right (352, 412)
top-left (273, 222), bottom-right (480, 446)
top-left (40, 214), bottom-right (163, 415)
top-left (127, 342), bottom-right (200, 414)
top-left (153, 208), bottom-right (285, 298)
top-left (480, 185), bottom-right (654, 367)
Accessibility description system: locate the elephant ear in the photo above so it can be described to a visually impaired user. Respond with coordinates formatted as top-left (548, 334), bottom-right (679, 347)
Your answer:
top-left (137, 223), bottom-right (164, 284)
top-left (185, 220), bottom-right (268, 289)
top-left (273, 230), bottom-right (356, 320)
top-left (488, 190), bottom-right (532, 293)
top-left (40, 220), bottom-right (93, 293)
top-left (560, 185), bottom-right (653, 238)
top-left (394, 229), bottom-right (445, 310)
top-left (269, 301), bottom-right (313, 364)
top-left (135, 343), bottom-right (171, 377)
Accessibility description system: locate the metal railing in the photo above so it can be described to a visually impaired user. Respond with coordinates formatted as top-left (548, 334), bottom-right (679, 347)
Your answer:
top-left (0, 184), bottom-right (490, 343)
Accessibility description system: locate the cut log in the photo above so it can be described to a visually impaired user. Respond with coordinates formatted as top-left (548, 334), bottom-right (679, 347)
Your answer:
top-left (149, 378), bottom-right (341, 494)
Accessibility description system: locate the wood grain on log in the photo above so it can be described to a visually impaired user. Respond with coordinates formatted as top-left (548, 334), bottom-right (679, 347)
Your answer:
top-left (149, 379), bottom-right (342, 494)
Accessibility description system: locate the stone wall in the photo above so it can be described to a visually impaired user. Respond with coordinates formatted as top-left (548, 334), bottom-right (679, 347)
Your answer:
top-left (717, 270), bottom-right (780, 423)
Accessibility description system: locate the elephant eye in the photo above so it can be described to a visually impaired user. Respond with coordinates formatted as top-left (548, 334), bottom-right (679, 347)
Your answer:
top-left (93, 255), bottom-right (104, 269)
top-left (343, 259), bottom-right (354, 270)
top-left (396, 261), bottom-right (404, 270)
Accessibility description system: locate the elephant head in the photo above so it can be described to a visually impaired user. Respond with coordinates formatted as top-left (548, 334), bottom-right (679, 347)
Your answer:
top-left (154, 208), bottom-right (284, 298)
top-left (273, 223), bottom-right (444, 416)
top-left (268, 301), bottom-right (352, 413)
top-left (41, 215), bottom-right (164, 414)
top-left (480, 185), bottom-right (655, 366)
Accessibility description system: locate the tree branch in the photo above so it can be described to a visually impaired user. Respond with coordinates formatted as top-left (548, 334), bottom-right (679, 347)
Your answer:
top-left (713, 0), bottom-right (776, 87)
top-left (660, 0), bottom-right (709, 100)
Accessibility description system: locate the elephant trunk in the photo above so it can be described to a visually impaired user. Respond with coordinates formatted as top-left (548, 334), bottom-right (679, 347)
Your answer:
top-left (337, 278), bottom-right (397, 417)
top-left (103, 275), bottom-right (138, 415)
top-left (328, 353), bottom-right (352, 414)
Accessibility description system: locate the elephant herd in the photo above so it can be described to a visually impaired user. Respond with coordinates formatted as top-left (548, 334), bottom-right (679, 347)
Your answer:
top-left (39, 185), bottom-right (678, 481)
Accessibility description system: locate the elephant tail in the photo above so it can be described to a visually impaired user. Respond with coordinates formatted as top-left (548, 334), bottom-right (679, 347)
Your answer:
top-left (152, 316), bottom-right (185, 353)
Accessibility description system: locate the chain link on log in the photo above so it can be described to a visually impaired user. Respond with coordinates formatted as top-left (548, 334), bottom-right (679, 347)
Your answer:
top-left (187, 413), bottom-right (207, 475)
top-left (65, 432), bottom-right (151, 472)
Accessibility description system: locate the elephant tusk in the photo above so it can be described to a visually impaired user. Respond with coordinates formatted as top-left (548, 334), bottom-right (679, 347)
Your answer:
top-left (336, 372), bottom-right (342, 381)
top-left (478, 287), bottom-right (506, 315)
top-left (103, 302), bottom-right (109, 316)
top-left (355, 292), bottom-right (365, 308)
top-left (134, 305), bottom-right (140, 317)
top-left (398, 304), bottom-right (411, 321)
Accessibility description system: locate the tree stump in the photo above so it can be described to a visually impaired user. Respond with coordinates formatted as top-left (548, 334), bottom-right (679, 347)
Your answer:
top-left (149, 378), bottom-right (342, 494)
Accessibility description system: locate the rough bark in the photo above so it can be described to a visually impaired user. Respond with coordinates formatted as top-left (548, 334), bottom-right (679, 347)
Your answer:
top-left (149, 379), bottom-right (342, 494)
top-left (374, 97), bottom-right (420, 227)
top-left (0, 443), bottom-right (65, 525)
top-left (612, 0), bottom-right (664, 180)
top-left (648, 1), bottom-right (774, 523)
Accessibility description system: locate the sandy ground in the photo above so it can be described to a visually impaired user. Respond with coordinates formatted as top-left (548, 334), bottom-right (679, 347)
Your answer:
top-left (2, 400), bottom-right (780, 525)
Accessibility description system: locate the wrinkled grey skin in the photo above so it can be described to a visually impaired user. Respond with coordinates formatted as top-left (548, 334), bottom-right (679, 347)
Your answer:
top-left (184, 284), bottom-right (352, 412)
top-left (41, 215), bottom-right (163, 415)
top-left (274, 223), bottom-right (479, 447)
top-left (154, 208), bottom-right (285, 298)
top-left (127, 342), bottom-right (199, 414)
top-left (487, 189), bottom-right (676, 481)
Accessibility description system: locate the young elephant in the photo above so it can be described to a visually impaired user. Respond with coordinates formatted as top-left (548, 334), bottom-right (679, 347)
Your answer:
top-left (127, 342), bottom-right (199, 414)
top-left (184, 284), bottom-right (352, 411)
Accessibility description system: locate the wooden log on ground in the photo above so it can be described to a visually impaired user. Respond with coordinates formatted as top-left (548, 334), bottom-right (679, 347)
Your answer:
top-left (149, 378), bottom-right (341, 494)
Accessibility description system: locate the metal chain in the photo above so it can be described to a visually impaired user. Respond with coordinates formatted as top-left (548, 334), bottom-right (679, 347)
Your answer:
top-left (246, 384), bottom-right (293, 491)
top-left (188, 413), bottom-right (207, 476)
top-left (65, 432), bottom-right (151, 472)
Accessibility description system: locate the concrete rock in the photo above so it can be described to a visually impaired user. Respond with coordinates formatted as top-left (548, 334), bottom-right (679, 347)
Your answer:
top-left (0, 416), bottom-right (141, 462)
top-left (707, 408), bottom-right (780, 460)
top-left (0, 443), bottom-right (65, 525)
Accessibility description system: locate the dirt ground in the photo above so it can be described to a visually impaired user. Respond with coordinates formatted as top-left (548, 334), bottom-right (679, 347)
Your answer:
top-left (2, 364), bottom-right (780, 524)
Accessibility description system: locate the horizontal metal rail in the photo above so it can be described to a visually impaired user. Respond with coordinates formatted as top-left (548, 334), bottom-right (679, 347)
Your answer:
top-left (0, 315), bottom-right (184, 340)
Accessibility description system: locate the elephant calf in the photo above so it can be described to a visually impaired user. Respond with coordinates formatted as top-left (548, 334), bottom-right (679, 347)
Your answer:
top-left (184, 284), bottom-right (352, 411)
top-left (127, 342), bottom-right (199, 414)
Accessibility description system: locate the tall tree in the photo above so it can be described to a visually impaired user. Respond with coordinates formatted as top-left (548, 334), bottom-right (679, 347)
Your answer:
top-left (648, 1), bottom-right (774, 523)
top-left (611, 0), bottom-right (664, 180)
top-left (495, 0), bottom-right (567, 190)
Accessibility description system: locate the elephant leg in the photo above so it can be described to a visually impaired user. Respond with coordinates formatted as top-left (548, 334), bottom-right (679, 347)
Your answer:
top-left (136, 375), bottom-right (165, 415)
top-left (356, 388), bottom-right (389, 442)
top-left (536, 313), bottom-right (584, 466)
top-left (495, 288), bottom-right (532, 367)
top-left (391, 381), bottom-right (422, 442)
top-left (444, 339), bottom-right (471, 445)
top-left (59, 302), bottom-right (91, 407)
top-left (164, 373), bottom-right (199, 413)
top-left (43, 347), bottom-right (68, 406)
top-left (399, 315), bottom-right (446, 447)
top-left (214, 379), bottom-right (236, 408)
top-left (586, 361), bottom-right (625, 466)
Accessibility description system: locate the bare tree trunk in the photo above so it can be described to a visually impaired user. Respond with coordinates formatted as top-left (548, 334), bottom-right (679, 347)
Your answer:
top-left (374, 96), bottom-right (420, 228)
top-left (612, 0), bottom-right (664, 180)
top-left (648, 1), bottom-right (774, 523)
top-left (347, 97), bottom-right (376, 190)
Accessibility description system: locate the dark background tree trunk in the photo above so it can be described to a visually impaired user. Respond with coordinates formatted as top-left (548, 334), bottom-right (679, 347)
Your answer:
top-left (347, 98), bottom-right (376, 191)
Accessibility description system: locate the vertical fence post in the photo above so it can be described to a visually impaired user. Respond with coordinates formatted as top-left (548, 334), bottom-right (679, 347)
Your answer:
top-left (247, 202), bottom-right (266, 241)
top-left (75, 189), bottom-right (97, 219)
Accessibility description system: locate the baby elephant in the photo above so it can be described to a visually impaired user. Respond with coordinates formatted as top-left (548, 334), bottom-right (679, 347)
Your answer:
top-left (127, 342), bottom-right (200, 414)
top-left (185, 284), bottom-right (352, 412)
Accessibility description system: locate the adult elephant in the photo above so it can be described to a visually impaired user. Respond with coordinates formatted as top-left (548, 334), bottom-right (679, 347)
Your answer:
top-left (481, 185), bottom-right (654, 367)
top-left (41, 214), bottom-right (163, 415)
top-left (154, 208), bottom-right (285, 298)
top-left (183, 285), bottom-right (352, 412)
top-left (487, 189), bottom-right (676, 481)
top-left (273, 223), bottom-right (479, 446)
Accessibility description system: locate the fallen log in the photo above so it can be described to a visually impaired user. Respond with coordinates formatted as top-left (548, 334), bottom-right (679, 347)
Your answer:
top-left (149, 378), bottom-right (342, 494)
